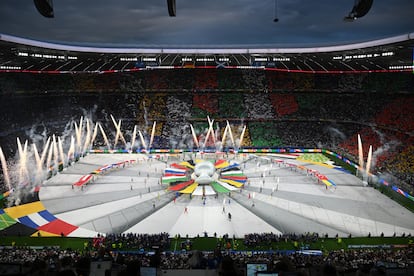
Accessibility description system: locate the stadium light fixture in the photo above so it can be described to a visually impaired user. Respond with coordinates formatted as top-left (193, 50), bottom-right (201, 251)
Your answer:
top-left (273, 0), bottom-right (279, 22)
top-left (33, 0), bottom-right (54, 18)
top-left (167, 0), bottom-right (176, 16)
top-left (344, 0), bottom-right (374, 21)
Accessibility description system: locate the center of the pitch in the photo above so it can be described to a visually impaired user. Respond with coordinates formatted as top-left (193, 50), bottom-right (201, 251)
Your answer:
top-left (193, 161), bottom-right (215, 184)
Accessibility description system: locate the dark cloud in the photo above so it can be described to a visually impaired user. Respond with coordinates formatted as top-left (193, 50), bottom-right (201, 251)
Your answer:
top-left (0, 0), bottom-right (413, 47)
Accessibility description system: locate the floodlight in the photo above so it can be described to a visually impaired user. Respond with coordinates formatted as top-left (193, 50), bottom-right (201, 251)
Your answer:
top-left (167, 0), bottom-right (176, 17)
top-left (344, 0), bottom-right (374, 21)
top-left (33, 0), bottom-right (54, 18)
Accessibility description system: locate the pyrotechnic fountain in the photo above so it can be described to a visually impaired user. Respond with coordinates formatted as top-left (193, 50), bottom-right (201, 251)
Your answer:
top-left (357, 133), bottom-right (364, 172)
top-left (365, 144), bottom-right (373, 184)
top-left (17, 138), bottom-right (29, 185)
top-left (0, 147), bottom-right (11, 191)
top-left (74, 117), bottom-right (83, 154)
top-left (98, 123), bottom-right (111, 150)
top-left (149, 121), bottom-right (157, 149)
top-left (90, 123), bottom-right (98, 149)
top-left (204, 116), bottom-right (216, 147)
top-left (138, 130), bottom-right (147, 150)
top-left (52, 135), bottom-right (59, 172)
top-left (45, 138), bottom-right (53, 173)
top-left (58, 137), bottom-right (65, 167)
top-left (0, 115), bottom-right (104, 204)
top-left (366, 145), bottom-right (372, 174)
top-left (40, 137), bottom-right (51, 168)
top-left (130, 125), bottom-right (137, 152)
top-left (226, 120), bottom-right (235, 148)
top-left (81, 119), bottom-right (91, 154)
top-left (189, 117), bottom-right (246, 151)
top-left (356, 134), bottom-right (374, 186)
top-left (32, 143), bottom-right (41, 178)
top-left (238, 125), bottom-right (247, 149)
top-left (221, 123), bottom-right (228, 148)
top-left (67, 136), bottom-right (75, 162)
top-left (111, 115), bottom-right (127, 149)
top-left (189, 124), bottom-right (199, 148)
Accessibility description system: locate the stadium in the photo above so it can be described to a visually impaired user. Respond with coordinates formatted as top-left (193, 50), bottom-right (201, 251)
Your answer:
top-left (0, 1), bottom-right (414, 275)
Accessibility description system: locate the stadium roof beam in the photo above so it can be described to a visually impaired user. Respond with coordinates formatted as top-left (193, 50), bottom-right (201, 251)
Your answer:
top-left (2, 33), bottom-right (413, 55)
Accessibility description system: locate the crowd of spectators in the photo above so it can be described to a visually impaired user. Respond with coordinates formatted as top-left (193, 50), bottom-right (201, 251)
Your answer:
top-left (244, 232), bottom-right (319, 247)
top-left (1, 70), bottom-right (413, 93)
top-left (0, 242), bottom-right (413, 275)
top-left (102, 232), bottom-right (171, 251)
top-left (0, 70), bottom-right (413, 195)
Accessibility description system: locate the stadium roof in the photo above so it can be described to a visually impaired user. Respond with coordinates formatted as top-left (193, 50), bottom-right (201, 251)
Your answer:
top-left (1, 1), bottom-right (413, 47)
top-left (0, 33), bottom-right (413, 73)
